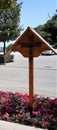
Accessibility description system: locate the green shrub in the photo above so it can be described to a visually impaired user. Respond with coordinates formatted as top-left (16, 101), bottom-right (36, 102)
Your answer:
top-left (5, 54), bottom-right (14, 63)
top-left (0, 54), bottom-right (14, 64)
top-left (0, 54), bottom-right (5, 63)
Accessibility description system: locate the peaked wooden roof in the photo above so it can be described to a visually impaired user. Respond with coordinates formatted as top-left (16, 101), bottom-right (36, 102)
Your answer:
top-left (6, 26), bottom-right (57, 57)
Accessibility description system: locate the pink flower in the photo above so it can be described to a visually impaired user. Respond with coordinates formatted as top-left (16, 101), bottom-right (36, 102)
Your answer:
top-left (0, 98), bottom-right (2, 103)
top-left (38, 102), bottom-right (42, 105)
top-left (14, 92), bottom-right (22, 96)
top-left (21, 97), bottom-right (25, 103)
top-left (42, 121), bottom-right (48, 128)
top-left (16, 113), bottom-right (21, 118)
top-left (23, 94), bottom-right (29, 102)
top-left (4, 100), bottom-right (10, 110)
top-left (44, 114), bottom-right (51, 121)
top-left (53, 117), bottom-right (57, 122)
top-left (2, 113), bottom-right (9, 120)
top-left (33, 111), bottom-right (40, 115)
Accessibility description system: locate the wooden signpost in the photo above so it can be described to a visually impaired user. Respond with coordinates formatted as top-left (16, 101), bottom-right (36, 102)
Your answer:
top-left (6, 27), bottom-right (57, 109)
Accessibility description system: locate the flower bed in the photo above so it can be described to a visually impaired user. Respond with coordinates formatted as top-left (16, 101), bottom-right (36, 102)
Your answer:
top-left (0, 91), bottom-right (57, 130)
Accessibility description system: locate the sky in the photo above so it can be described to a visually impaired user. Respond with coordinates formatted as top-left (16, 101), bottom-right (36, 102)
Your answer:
top-left (18, 0), bottom-right (56, 29)
top-left (0, 0), bottom-right (57, 47)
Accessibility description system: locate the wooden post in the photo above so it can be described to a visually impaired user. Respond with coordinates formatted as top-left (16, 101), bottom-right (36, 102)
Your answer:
top-left (29, 48), bottom-right (34, 108)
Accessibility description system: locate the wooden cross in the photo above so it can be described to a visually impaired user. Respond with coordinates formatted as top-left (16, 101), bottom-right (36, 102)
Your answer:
top-left (5, 27), bottom-right (57, 110)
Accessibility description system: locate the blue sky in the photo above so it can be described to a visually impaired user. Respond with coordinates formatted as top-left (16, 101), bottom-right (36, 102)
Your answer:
top-left (18, 0), bottom-right (56, 29)
top-left (0, 0), bottom-right (56, 47)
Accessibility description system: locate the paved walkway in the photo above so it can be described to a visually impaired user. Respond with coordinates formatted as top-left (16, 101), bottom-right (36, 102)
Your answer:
top-left (0, 120), bottom-right (47, 130)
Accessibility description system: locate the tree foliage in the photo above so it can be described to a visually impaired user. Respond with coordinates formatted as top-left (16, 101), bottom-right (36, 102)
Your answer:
top-left (0, 0), bottom-right (22, 56)
top-left (0, 0), bottom-right (16, 10)
top-left (0, 0), bottom-right (22, 43)
top-left (34, 13), bottom-right (57, 48)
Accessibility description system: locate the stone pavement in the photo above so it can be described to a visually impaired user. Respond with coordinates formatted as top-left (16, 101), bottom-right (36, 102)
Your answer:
top-left (0, 120), bottom-right (47, 130)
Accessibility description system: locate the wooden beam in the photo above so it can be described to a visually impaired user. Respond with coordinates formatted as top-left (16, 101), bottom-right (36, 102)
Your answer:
top-left (29, 56), bottom-right (34, 108)
top-left (21, 42), bottom-right (42, 48)
top-left (29, 47), bottom-right (34, 108)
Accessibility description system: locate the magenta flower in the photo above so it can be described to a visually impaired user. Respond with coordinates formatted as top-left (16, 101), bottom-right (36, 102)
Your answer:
top-left (16, 113), bottom-right (21, 118)
top-left (53, 117), bottom-right (57, 122)
top-left (33, 110), bottom-right (40, 115)
top-left (2, 113), bottom-right (10, 120)
top-left (0, 91), bottom-right (57, 129)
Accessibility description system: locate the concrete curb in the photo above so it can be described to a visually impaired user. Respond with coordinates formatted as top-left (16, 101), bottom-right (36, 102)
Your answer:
top-left (0, 120), bottom-right (47, 130)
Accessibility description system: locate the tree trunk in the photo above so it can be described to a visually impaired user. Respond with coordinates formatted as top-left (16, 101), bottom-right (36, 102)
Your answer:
top-left (3, 41), bottom-right (6, 64)
top-left (4, 41), bottom-right (6, 55)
